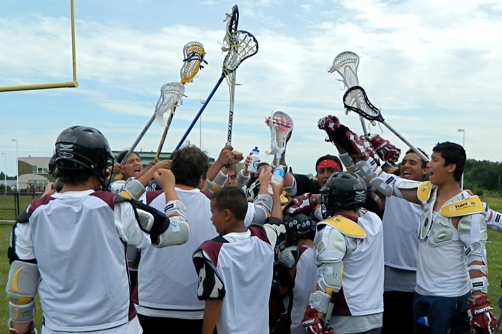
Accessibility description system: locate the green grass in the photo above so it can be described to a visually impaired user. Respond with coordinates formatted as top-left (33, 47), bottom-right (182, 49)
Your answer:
top-left (0, 194), bottom-right (35, 221)
top-left (0, 196), bottom-right (501, 330)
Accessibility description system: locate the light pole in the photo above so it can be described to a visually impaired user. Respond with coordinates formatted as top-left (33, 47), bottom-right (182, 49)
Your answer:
top-left (1, 152), bottom-right (6, 195)
top-left (12, 139), bottom-right (19, 192)
top-left (457, 129), bottom-right (465, 189)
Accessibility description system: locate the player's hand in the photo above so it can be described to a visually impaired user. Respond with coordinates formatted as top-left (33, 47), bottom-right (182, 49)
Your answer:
top-left (467, 295), bottom-right (497, 334)
top-left (43, 182), bottom-right (56, 196)
top-left (153, 168), bottom-right (175, 189)
top-left (302, 306), bottom-right (334, 334)
top-left (216, 144), bottom-right (234, 166)
top-left (369, 134), bottom-right (401, 166)
top-left (283, 193), bottom-right (320, 215)
top-left (258, 166), bottom-right (272, 185)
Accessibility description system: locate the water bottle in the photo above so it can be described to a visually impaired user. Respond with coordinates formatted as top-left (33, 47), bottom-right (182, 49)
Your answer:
top-left (417, 316), bottom-right (429, 327)
top-left (247, 147), bottom-right (260, 173)
top-left (271, 165), bottom-right (285, 184)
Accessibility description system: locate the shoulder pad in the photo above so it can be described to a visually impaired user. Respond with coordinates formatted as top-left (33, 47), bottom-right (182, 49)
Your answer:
top-left (417, 181), bottom-right (433, 202)
top-left (114, 194), bottom-right (130, 204)
top-left (320, 215), bottom-right (366, 239)
top-left (440, 196), bottom-right (485, 217)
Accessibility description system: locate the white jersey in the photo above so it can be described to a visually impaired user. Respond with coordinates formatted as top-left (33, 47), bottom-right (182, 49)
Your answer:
top-left (193, 226), bottom-right (276, 334)
top-left (290, 246), bottom-right (317, 334)
top-left (136, 187), bottom-right (217, 319)
top-left (318, 211), bottom-right (384, 333)
top-left (382, 196), bottom-right (420, 271)
top-left (13, 190), bottom-right (151, 333)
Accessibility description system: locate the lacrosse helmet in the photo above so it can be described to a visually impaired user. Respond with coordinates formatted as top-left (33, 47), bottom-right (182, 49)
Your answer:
top-left (320, 172), bottom-right (367, 218)
top-left (283, 212), bottom-right (318, 246)
top-left (54, 126), bottom-right (114, 188)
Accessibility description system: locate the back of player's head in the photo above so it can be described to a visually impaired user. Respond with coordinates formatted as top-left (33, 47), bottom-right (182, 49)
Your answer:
top-left (53, 126), bottom-right (114, 187)
top-left (283, 212), bottom-right (318, 246)
top-left (171, 144), bottom-right (209, 187)
top-left (320, 172), bottom-right (367, 218)
top-left (405, 148), bottom-right (429, 168)
top-left (315, 154), bottom-right (343, 173)
top-left (212, 187), bottom-right (248, 221)
top-left (432, 141), bottom-right (465, 182)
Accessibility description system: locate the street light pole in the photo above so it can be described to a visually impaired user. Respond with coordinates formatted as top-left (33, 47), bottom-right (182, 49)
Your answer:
top-left (1, 152), bottom-right (6, 195)
top-left (457, 129), bottom-right (465, 189)
top-left (12, 139), bottom-right (19, 192)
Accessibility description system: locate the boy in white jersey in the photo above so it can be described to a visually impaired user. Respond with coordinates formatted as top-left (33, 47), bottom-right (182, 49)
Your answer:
top-left (353, 141), bottom-right (497, 334)
top-left (6, 125), bottom-right (187, 334)
top-left (302, 172), bottom-right (384, 334)
top-left (192, 171), bottom-right (287, 334)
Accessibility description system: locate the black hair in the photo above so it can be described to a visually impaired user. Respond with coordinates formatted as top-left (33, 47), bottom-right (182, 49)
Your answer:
top-left (171, 144), bottom-right (209, 187)
top-left (405, 148), bottom-right (429, 168)
top-left (55, 168), bottom-right (94, 186)
top-left (116, 150), bottom-right (140, 164)
top-left (212, 187), bottom-right (248, 221)
top-left (432, 141), bottom-right (466, 182)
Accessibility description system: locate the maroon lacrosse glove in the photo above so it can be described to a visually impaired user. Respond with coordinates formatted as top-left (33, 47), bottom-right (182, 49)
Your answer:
top-left (302, 306), bottom-right (334, 334)
top-left (283, 193), bottom-right (320, 215)
top-left (368, 134), bottom-right (401, 166)
top-left (467, 295), bottom-right (497, 334)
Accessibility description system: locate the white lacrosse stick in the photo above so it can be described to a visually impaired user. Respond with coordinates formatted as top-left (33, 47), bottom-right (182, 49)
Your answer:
top-left (343, 86), bottom-right (429, 162)
top-left (267, 111), bottom-right (294, 167)
top-left (328, 51), bottom-right (370, 135)
top-left (122, 82), bottom-right (185, 165)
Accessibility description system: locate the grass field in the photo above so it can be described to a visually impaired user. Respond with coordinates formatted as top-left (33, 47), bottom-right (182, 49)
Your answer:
top-left (0, 196), bottom-right (501, 330)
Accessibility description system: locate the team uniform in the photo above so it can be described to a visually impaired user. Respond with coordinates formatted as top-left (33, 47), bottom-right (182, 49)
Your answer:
top-left (407, 183), bottom-right (487, 333)
top-left (135, 188), bottom-right (217, 325)
top-left (314, 211), bottom-right (385, 333)
top-left (381, 196), bottom-right (421, 333)
top-left (193, 219), bottom-right (286, 334)
top-left (11, 190), bottom-right (151, 334)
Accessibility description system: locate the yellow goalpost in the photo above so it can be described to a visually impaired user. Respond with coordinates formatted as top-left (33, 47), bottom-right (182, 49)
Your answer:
top-left (0, 0), bottom-right (78, 92)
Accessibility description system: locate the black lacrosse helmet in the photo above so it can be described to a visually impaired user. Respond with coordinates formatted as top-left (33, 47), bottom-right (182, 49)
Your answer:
top-left (320, 172), bottom-right (367, 218)
top-left (283, 212), bottom-right (318, 246)
top-left (54, 126), bottom-right (114, 188)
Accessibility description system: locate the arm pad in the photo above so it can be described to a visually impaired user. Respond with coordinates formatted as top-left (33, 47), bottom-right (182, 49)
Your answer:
top-left (119, 179), bottom-right (146, 200)
top-left (7, 261), bottom-right (39, 324)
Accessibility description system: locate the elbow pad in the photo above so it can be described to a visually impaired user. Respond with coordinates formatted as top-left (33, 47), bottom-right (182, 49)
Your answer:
top-left (119, 179), bottom-right (146, 201)
top-left (355, 158), bottom-right (395, 196)
top-left (7, 261), bottom-right (39, 323)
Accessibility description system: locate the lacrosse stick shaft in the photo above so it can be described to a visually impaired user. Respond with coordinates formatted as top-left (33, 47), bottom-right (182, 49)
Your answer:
top-left (323, 291), bottom-right (337, 331)
top-left (359, 116), bottom-right (368, 135)
top-left (381, 121), bottom-right (429, 162)
top-left (226, 72), bottom-right (236, 145)
top-left (154, 105), bottom-right (178, 161)
top-left (174, 74), bottom-right (225, 151)
top-left (123, 114), bottom-right (156, 165)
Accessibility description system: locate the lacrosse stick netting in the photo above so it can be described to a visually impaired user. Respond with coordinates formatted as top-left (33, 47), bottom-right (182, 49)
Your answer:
top-left (343, 86), bottom-right (429, 162)
top-left (180, 41), bottom-right (207, 84)
top-left (222, 4), bottom-right (239, 49)
top-left (267, 111), bottom-right (294, 167)
top-left (328, 51), bottom-right (360, 89)
top-left (155, 82), bottom-right (186, 126)
top-left (174, 30), bottom-right (258, 151)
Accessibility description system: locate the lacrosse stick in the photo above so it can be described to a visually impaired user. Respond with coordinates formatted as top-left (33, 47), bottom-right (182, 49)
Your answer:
top-left (122, 82), bottom-right (185, 165)
top-left (328, 51), bottom-right (369, 135)
top-left (224, 5), bottom-right (239, 146)
top-left (343, 86), bottom-right (429, 162)
top-left (267, 111), bottom-right (294, 167)
top-left (153, 41), bottom-right (206, 161)
top-left (174, 29), bottom-right (258, 151)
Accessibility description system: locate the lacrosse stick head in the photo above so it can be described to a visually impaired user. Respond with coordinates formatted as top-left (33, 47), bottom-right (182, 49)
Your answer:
top-left (223, 30), bottom-right (259, 73)
top-left (267, 111), bottom-right (294, 164)
top-left (223, 4), bottom-right (239, 47)
top-left (328, 51), bottom-right (360, 89)
top-left (155, 82), bottom-right (185, 126)
top-left (343, 86), bottom-right (384, 123)
top-left (180, 41), bottom-right (206, 84)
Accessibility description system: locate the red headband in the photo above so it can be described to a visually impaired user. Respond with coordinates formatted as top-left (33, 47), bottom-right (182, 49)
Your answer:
top-left (316, 159), bottom-right (342, 172)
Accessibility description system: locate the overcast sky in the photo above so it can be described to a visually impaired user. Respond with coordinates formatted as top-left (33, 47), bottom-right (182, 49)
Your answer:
top-left (0, 0), bottom-right (501, 176)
